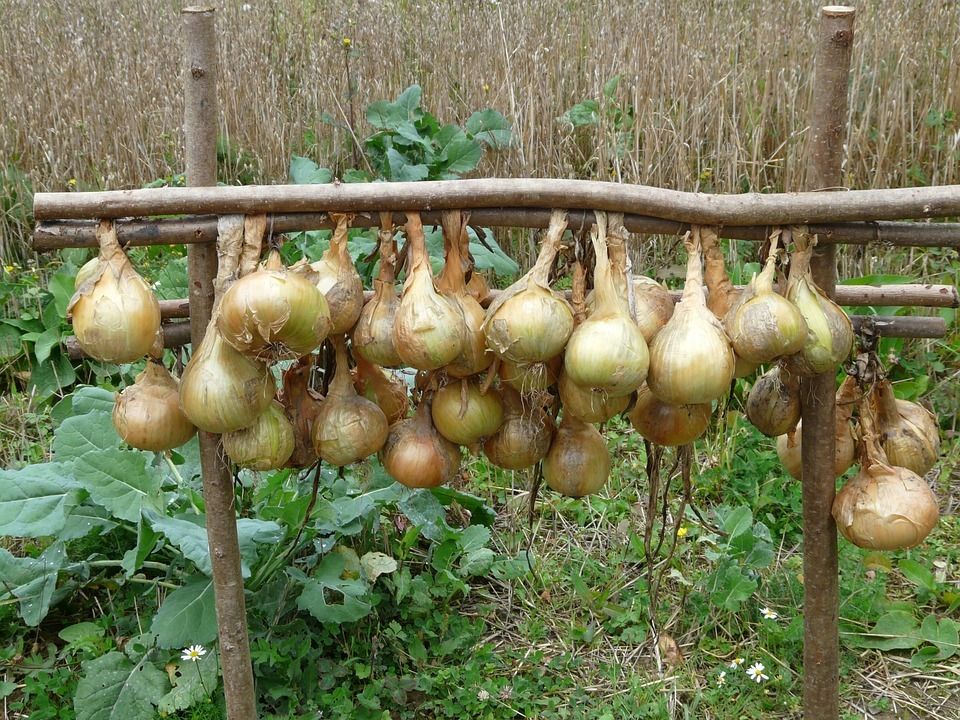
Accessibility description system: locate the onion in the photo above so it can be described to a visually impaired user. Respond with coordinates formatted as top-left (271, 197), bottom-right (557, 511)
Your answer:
top-left (783, 228), bottom-right (853, 376)
top-left (872, 379), bottom-right (940, 476)
top-left (436, 211), bottom-right (493, 377)
top-left (832, 397), bottom-right (938, 550)
top-left (353, 214), bottom-right (403, 367)
top-left (68, 220), bottom-right (161, 363)
top-left (498, 356), bottom-right (561, 395)
top-left (75, 257), bottom-right (100, 289)
top-left (113, 361), bottom-right (196, 451)
top-left (485, 209), bottom-right (573, 364)
top-left (312, 336), bottom-right (389, 466)
top-left (746, 364), bottom-right (801, 437)
top-left (381, 398), bottom-right (461, 488)
top-left (279, 354), bottom-right (324, 468)
top-left (483, 387), bottom-right (555, 470)
top-left (564, 213), bottom-right (648, 396)
top-left (218, 250), bottom-right (330, 361)
top-left (393, 212), bottom-right (466, 370)
top-left (558, 370), bottom-right (629, 423)
top-left (776, 375), bottom-right (857, 480)
top-left (647, 228), bottom-right (735, 404)
top-left (179, 322), bottom-right (275, 433)
top-left (223, 400), bottom-right (294, 471)
top-left (310, 212), bottom-right (364, 334)
top-left (543, 415), bottom-right (611, 497)
top-left (431, 378), bottom-right (504, 446)
top-left (352, 353), bottom-right (409, 425)
top-left (628, 383), bottom-right (711, 446)
top-left (631, 276), bottom-right (675, 343)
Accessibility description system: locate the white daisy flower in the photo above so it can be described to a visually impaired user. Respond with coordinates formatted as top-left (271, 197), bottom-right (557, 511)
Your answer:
top-left (181, 644), bottom-right (207, 662)
top-left (760, 607), bottom-right (779, 620)
top-left (716, 670), bottom-right (726, 686)
top-left (745, 662), bottom-right (769, 683)
top-left (729, 657), bottom-right (745, 669)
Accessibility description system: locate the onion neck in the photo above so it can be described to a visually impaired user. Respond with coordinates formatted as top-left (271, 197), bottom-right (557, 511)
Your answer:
top-left (328, 335), bottom-right (356, 397)
top-left (679, 227), bottom-right (706, 306)
top-left (437, 210), bottom-right (468, 296)
top-left (263, 249), bottom-right (284, 272)
top-left (701, 225), bottom-right (734, 317)
top-left (528, 209), bottom-right (568, 286)
top-left (874, 378), bottom-right (901, 430)
top-left (754, 232), bottom-right (779, 295)
top-left (328, 212), bottom-right (354, 267)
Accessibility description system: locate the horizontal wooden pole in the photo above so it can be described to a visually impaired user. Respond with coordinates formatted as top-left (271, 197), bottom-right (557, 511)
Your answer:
top-left (32, 180), bottom-right (960, 225)
top-left (160, 299), bottom-right (190, 319)
top-left (33, 212), bottom-right (960, 251)
top-left (64, 321), bottom-right (191, 359)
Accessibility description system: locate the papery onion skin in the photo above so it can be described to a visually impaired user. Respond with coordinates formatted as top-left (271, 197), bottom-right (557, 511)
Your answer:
top-left (311, 213), bottom-right (365, 334)
top-left (113, 362), bottom-right (196, 451)
top-left (873, 380), bottom-right (940, 476)
top-left (628, 384), bottom-right (711, 446)
top-left (746, 365), bottom-right (801, 437)
top-left (431, 380), bottom-right (504, 446)
top-left (352, 355), bottom-right (409, 425)
top-left (381, 401), bottom-right (461, 488)
top-left (279, 355), bottom-right (324, 468)
top-left (179, 325), bottom-right (275, 433)
top-left (75, 257), bottom-right (101, 289)
top-left (543, 415), bottom-right (611, 497)
top-left (498, 356), bottom-right (561, 395)
top-left (632, 277), bottom-right (674, 343)
top-left (483, 389), bottom-right (555, 470)
top-left (353, 287), bottom-right (402, 367)
top-left (558, 370), bottom-right (629, 424)
top-left (222, 400), bottom-right (295, 471)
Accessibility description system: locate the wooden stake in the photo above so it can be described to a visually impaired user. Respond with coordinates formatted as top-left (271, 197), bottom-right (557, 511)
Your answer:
top-left (800, 7), bottom-right (855, 720)
top-left (183, 7), bottom-right (257, 719)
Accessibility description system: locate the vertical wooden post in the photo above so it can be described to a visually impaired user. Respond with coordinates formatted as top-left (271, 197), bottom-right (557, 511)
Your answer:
top-left (800, 6), bottom-right (855, 720)
top-left (183, 8), bottom-right (257, 719)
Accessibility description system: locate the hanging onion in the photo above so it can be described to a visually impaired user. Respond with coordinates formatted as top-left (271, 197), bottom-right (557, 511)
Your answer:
top-left (832, 397), bottom-right (938, 550)
top-left (558, 370), bottom-right (629, 424)
top-left (746, 364), bottom-right (801, 437)
top-left (279, 354), bottom-right (324, 468)
top-left (498, 355), bottom-right (561, 395)
top-left (543, 415), bottom-right (611, 497)
top-left (352, 353), bottom-right (409, 424)
top-left (872, 379), bottom-right (940, 476)
top-left (431, 378), bottom-right (504, 446)
top-left (311, 212), bottom-right (364, 334)
top-left (312, 336), bottom-right (389, 466)
top-left (75, 257), bottom-right (100, 289)
top-left (381, 397), bottom-right (461, 488)
top-left (353, 214), bottom-right (403, 367)
top-left (483, 387), bottom-right (555, 470)
top-left (113, 361), bottom-right (196, 451)
top-left (631, 276), bottom-right (675, 343)
top-left (485, 209), bottom-right (574, 364)
top-left (68, 220), bottom-right (161, 363)
top-left (647, 228), bottom-right (735, 404)
top-left (628, 384), bottom-right (711, 446)
top-left (223, 400), bottom-right (295, 471)
top-left (393, 212), bottom-right (466, 370)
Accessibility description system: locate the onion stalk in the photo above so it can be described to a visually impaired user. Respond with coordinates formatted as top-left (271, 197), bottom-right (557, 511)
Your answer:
top-left (311, 212), bottom-right (364, 334)
top-left (353, 213), bottom-right (403, 367)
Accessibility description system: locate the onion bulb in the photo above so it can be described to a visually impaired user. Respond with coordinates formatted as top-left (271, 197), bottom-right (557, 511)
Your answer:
top-left (75, 257), bottom-right (100, 289)
top-left (381, 398), bottom-right (461, 488)
top-left (352, 354), bottom-right (409, 424)
top-left (393, 212), bottom-right (466, 370)
top-left (311, 213), bottom-right (364, 334)
top-left (67, 220), bottom-right (161, 363)
top-left (631, 276), bottom-right (675, 343)
top-left (564, 213), bottom-right (648, 396)
top-left (558, 370), bottom-right (629, 423)
top-left (353, 216), bottom-right (403, 367)
top-left (483, 387), bottom-right (555, 470)
top-left (776, 375), bottom-right (857, 480)
top-left (628, 383), bottom-right (711, 446)
top-left (431, 378), bottom-right (504, 446)
top-left (783, 228), bottom-right (853, 375)
top-left (485, 209), bottom-right (573, 363)
top-left (746, 364), bottom-right (801, 437)
top-left (832, 397), bottom-right (938, 550)
top-left (179, 322), bottom-right (275, 433)
top-left (279, 354), bottom-right (324, 468)
top-left (872, 379), bottom-right (940, 476)
top-left (218, 250), bottom-right (331, 361)
top-left (543, 415), bottom-right (611, 497)
top-left (223, 400), bottom-right (294, 471)
top-left (647, 228), bottom-right (735, 404)
top-left (113, 361), bottom-right (196, 451)
top-left (498, 355), bottom-right (561, 395)
top-left (312, 336), bottom-right (389, 466)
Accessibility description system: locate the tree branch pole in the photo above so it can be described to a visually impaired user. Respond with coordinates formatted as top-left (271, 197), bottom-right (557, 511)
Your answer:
top-left (183, 7), bottom-right (257, 720)
top-left (800, 7), bottom-right (855, 719)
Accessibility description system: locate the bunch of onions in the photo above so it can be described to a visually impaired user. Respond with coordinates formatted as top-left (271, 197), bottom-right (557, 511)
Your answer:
top-left (832, 397), bottom-right (939, 550)
top-left (353, 214), bottom-right (403, 367)
top-left (68, 220), bottom-right (161, 363)
top-left (543, 415), bottom-right (611, 497)
top-left (483, 387), bottom-right (555, 470)
top-left (279, 354), bottom-right (324, 468)
top-left (311, 213), bottom-right (364, 334)
top-left (647, 228), bottom-right (735, 404)
top-left (179, 322), bottom-right (275, 433)
top-left (312, 336), bottom-right (389, 466)
top-left (564, 213), bottom-right (648, 396)
top-left (628, 384), bottom-right (712, 446)
top-left (558, 369), bottom-right (629, 423)
top-left (436, 211), bottom-right (493, 377)
top-left (727, 233), bottom-right (807, 364)
top-left (783, 228), bottom-right (854, 375)
top-left (113, 361), bottom-right (196, 451)
top-left (498, 355), bottom-right (561, 395)
top-left (352, 354), bottom-right (409, 425)
top-left (381, 397), bottom-right (461, 488)
top-left (485, 209), bottom-right (573, 365)
top-left (746, 364), bottom-right (801, 437)
top-left (217, 250), bottom-right (331, 361)
top-left (871, 379), bottom-right (940, 476)
top-left (777, 375), bottom-right (857, 480)
top-left (223, 400), bottom-right (295, 471)
top-left (393, 212), bottom-right (466, 370)
top-left (431, 378), bottom-right (504, 446)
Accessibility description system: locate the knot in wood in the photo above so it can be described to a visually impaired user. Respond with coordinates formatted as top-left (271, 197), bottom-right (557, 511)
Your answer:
top-left (833, 29), bottom-right (852, 44)
top-left (191, 65), bottom-right (206, 79)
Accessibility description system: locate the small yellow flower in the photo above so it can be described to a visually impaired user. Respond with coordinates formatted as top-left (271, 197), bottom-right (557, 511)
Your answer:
top-left (729, 657), bottom-right (745, 669)
top-left (676, 526), bottom-right (688, 538)
top-left (67, 178), bottom-right (77, 187)
top-left (342, 37), bottom-right (352, 48)
top-left (3, 265), bottom-right (13, 273)
top-left (482, 82), bottom-right (491, 93)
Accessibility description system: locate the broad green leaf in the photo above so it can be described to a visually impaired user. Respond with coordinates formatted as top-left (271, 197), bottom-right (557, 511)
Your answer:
top-left (366, 85), bottom-right (422, 130)
top-left (59, 621), bottom-right (105, 649)
top-left (47, 267), bottom-right (76, 319)
top-left (899, 559), bottom-right (938, 594)
top-left (430, 485), bottom-right (497, 527)
top-left (59, 504), bottom-right (118, 541)
top-left (706, 564), bottom-right (756, 611)
top-left (458, 547), bottom-right (495, 577)
top-left (465, 109), bottom-right (512, 149)
top-left (386, 148), bottom-right (429, 182)
top-left (73, 448), bottom-right (163, 522)
top-left (920, 615), bottom-right (958, 660)
top-left (74, 651), bottom-right (169, 720)
top-left (398, 488), bottom-right (451, 541)
top-left (0, 462), bottom-right (80, 537)
top-left (120, 518), bottom-right (160, 576)
top-left (394, 121), bottom-right (432, 150)
top-left (441, 138), bottom-right (482, 174)
top-left (0, 323), bottom-right (22, 360)
top-left (295, 553), bottom-right (372, 624)
top-left (157, 647), bottom-right (219, 712)
top-left (342, 168), bottom-right (371, 183)
top-left (28, 350), bottom-right (75, 400)
top-left (151, 577), bottom-right (217, 649)
top-left (72, 386), bottom-right (118, 415)
top-left (562, 99), bottom-right (600, 128)
top-left (602, 75), bottom-right (622, 99)
top-left (360, 552), bottom-right (397, 583)
top-left (152, 257), bottom-right (188, 300)
top-left (718, 506), bottom-right (754, 543)
top-left (289, 155), bottom-right (333, 185)
top-left (0, 542), bottom-right (65, 626)
top-left (840, 274), bottom-right (913, 286)
top-left (845, 611), bottom-right (923, 650)
top-left (33, 327), bottom-right (60, 365)
top-left (467, 226), bottom-right (520, 278)
top-left (53, 409), bottom-right (119, 460)
top-left (457, 525), bottom-right (492, 553)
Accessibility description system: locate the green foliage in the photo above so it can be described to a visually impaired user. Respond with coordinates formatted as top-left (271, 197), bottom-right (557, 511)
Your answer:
top-left (701, 506), bottom-right (775, 612)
